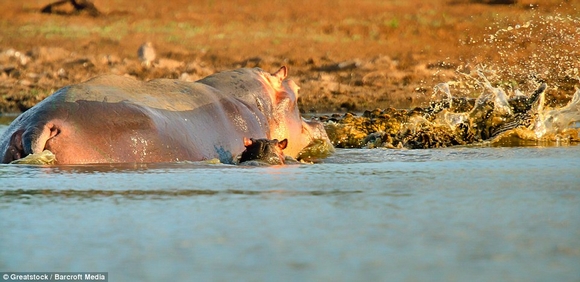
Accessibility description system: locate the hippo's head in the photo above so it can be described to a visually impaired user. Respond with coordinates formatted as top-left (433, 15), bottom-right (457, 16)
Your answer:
top-left (239, 137), bottom-right (287, 165)
top-left (258, 66), bottom-right (334, 159)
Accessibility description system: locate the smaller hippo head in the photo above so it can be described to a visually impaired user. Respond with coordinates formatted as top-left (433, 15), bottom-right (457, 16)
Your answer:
top-left (239, 137), bottom-right (288, 165)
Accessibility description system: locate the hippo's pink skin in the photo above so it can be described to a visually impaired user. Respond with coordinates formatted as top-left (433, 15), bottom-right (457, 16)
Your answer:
top-left (0, 67), bottom-right (332, 164)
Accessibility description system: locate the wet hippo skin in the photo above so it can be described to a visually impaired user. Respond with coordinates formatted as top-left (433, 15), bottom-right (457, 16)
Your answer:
top-left (0, 67), bottom-right (333, 164)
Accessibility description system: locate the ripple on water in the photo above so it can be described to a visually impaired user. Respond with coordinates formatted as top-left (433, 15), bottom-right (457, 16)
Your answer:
top-left (1, 144), bottom-right (579, 282)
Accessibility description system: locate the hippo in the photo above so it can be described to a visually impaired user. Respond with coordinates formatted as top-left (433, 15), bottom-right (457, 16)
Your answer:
top-left (238, 137), bottom-right (288, 165)
top-left (0, 66), bottom-right (333, 164)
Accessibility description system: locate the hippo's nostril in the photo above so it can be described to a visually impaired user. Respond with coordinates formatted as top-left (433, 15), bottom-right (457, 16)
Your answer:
top-left (10, 146), bottom-right (22, 160)
top-left (50, 127), bottom-right (60, 138)
top-left (13, 130), bottom-right (24, 151)
top-left (2, 146), bottom-right (21, 163)
top-left (46, 123), bottom-right (60, 139)
top-left (2, 130), bottom-right (26, 163)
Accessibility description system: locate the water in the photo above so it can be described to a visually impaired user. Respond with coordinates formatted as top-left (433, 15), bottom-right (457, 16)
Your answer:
top-left (3, 8), bottom-right (579, 281)
top-left (1, 121), bottom-right (579, 282)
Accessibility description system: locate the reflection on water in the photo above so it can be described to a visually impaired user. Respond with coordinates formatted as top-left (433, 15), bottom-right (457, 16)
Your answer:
top-left (1, 187), bottom-right (363, 199)
top-left (1, 145), bottom-right (579, 281)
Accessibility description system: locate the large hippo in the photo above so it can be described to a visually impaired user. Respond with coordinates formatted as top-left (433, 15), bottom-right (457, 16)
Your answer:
top-left (0, 66), bottom-right (333, 164)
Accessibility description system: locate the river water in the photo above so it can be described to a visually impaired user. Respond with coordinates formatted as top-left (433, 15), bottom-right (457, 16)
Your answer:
top-left (1, 120), bottom-right (579, 282)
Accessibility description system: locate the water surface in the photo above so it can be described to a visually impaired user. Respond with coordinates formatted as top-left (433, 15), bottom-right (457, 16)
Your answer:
top-left (1, 120), bottom-right (579, 282)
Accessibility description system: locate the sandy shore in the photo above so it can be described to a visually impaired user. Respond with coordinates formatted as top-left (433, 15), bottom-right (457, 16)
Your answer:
top-left (0, 0), bottom-right (578, 114)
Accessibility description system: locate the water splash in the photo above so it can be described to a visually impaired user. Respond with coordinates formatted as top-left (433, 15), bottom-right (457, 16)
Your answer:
top-left (319, 7), bottom-right (580, 148)
top-left (534, 88), bottom-right (580, 138)
top-left (478, 11), bottom-right (580, 96)
top-left (322, 79), bottom-right (579, 149)
top-left (433, 8), bottom-right (580, 144)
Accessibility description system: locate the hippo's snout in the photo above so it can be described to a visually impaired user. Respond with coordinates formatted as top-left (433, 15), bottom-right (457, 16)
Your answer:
top-left (304, 119), bottom-right (331, 142)
top-left (2, 122), bottom-right (62, 164)
top-left (297, 119), bottom-right (335, 160)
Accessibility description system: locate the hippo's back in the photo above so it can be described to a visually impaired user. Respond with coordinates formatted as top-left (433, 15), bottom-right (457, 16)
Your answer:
top-left (66, 75), bottom-right (225, 112)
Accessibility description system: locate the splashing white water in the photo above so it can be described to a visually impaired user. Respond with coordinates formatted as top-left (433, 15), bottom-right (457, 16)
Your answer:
top-left (476, 70), bottom-right (513, 117)
top-left (432, 7), bottom-right (580, 142)
top-left (534, 88), bottom-right (580, 138)
top-left (482, 12), bottom-right (580, 92)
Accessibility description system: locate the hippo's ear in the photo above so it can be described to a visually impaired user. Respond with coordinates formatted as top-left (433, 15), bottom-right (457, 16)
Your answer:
top-left (243, 137), bottom-right (253, 147)
top-left (278, 139), bottom-right (288, 150)
top-left (272, 66), bottom-right (287, 81)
